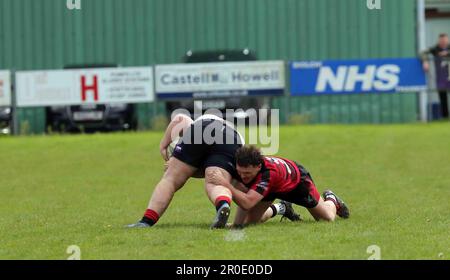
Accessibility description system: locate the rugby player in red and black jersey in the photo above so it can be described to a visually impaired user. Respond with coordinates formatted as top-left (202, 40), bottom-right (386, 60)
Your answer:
top-left (211, 145), bottom-right (349, 226)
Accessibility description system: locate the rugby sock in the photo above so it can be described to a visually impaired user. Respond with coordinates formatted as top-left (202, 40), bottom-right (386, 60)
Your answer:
top-left (141, 209), bottom-right (159, 226)
top-left (270, 203), bottom-right (286, 218)
top-left (215, 196), bottom-right (231, 211)
top-left (269, 205), bottom-right (278, 218)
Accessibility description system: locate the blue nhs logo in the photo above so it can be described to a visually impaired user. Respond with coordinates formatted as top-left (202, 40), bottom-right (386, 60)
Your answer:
top-left (290, 58), bottom-right (426, 95)
top-left (316, 64), bottom-right (399, 92)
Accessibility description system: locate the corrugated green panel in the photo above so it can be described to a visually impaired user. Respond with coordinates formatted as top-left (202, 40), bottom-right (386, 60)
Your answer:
top-left (0, 0), bottom-right (419, 132)
top-left (136, 103), bottom-right (152, 130)
top-left (17, 108), bottom-right (46, 134)
top-left (2, 0), bottom-right (13, 68)
top-left (0, 0), bottom-right (418, 67)
top-left (276, 92), bottom-right (418, 125)
top-left (136, 101), bottom-right (167, 130)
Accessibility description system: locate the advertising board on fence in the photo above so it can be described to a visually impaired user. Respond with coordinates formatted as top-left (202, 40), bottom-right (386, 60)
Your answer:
top-left (16, 67), bottom-right (154, 107)
top-left (290, 58), bottom-right (426, 95)
top-left (155, 61), bottom-right (285, 99)
top-left (0, 70), bottom-right (11, 107)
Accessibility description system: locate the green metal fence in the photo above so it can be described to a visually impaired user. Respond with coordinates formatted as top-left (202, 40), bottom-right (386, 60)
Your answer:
top-left (0, 0), bottom-right (420, 134)
top-left (272, 93), bottom-right (418, 125)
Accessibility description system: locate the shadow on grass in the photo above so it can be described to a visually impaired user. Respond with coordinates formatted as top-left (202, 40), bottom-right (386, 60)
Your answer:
top-left (246, 219), bottom-right (321, 228)
top-left (120, 222), bottom-right (212, 230)
top-left (121, 219), bottom-right (331, 231)
top-left (155, 222), bottom-right (212, 229)
top-left (157, 220), bottom-right (324, 230)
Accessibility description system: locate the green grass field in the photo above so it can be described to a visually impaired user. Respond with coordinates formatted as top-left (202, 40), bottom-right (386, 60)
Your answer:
top-left (0, 124), bottom-right (449, 260)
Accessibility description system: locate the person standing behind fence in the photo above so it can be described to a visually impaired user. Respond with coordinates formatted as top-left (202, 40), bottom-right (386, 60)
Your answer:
top-left (421, 33), bottom-right (450, 119)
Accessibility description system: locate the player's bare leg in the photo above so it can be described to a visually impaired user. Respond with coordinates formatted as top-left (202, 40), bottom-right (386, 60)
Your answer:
top-left (241, 201), bottom-right (273, 225)
top-left (308, 197), bottom-right (337, 221)
top-left (234, 200), bottom-right (301, 226)
top-left (147, 157), bottom-right (197, 214)
top-left (205, 167), bottom-right (233, 228)
top-left (127, 157), bottom-right (197, 228)
top-left (260, 201), bottom-right (302, 222)
top-left (205, 167), bottom-right (232, 204)
top-left (259, 207), bottom-right (274, 223)
top-left (308, 190), bottom-right (350, 221)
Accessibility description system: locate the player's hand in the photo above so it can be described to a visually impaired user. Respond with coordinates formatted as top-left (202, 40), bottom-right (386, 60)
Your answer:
top-left (423, 61), bottom-right (429, 72)
top-left (230, 224), bottom-right (245, 229)
top-left (210, 170), bottom-right (229, 187)
top-left (160, 147), bottom-right (169, 161)
top-left (163, 161), bottom-right (169, 172)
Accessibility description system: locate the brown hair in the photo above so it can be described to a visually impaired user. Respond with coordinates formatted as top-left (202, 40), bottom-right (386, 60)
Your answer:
top-left (235, 145), bottom-right (263, 167)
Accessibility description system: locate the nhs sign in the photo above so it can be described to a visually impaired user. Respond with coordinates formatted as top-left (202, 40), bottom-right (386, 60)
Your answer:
top-left (290, 58), bottom-right (426, 95)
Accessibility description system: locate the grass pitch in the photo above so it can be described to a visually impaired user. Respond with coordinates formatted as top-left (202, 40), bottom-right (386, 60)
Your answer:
top-left (0, 123), bottom-right (449, 260)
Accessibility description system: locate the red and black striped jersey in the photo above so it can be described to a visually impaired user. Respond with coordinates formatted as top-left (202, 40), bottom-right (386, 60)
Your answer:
top-left (244, 156), bottom-right (301, 197)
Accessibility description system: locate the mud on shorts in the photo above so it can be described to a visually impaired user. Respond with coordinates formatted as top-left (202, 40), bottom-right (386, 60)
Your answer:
top-left (172, 119), bottom-right (243, 178)
top-left (263, 163), bottom-right (321, 209)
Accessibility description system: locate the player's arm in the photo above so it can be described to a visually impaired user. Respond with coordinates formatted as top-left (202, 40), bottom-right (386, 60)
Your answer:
top-left (233, 206), bottom-right (248, 226)
top-left (211, 171), bottom-right (263, 210)
top-left (230, 180), bottom-right (252, 225)
top-left (159, 114), bottom-right (193, 161)
top-left (232, 179), bottom-right (249, 193)
top-left (229, 188), bottom-right (264, 211)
